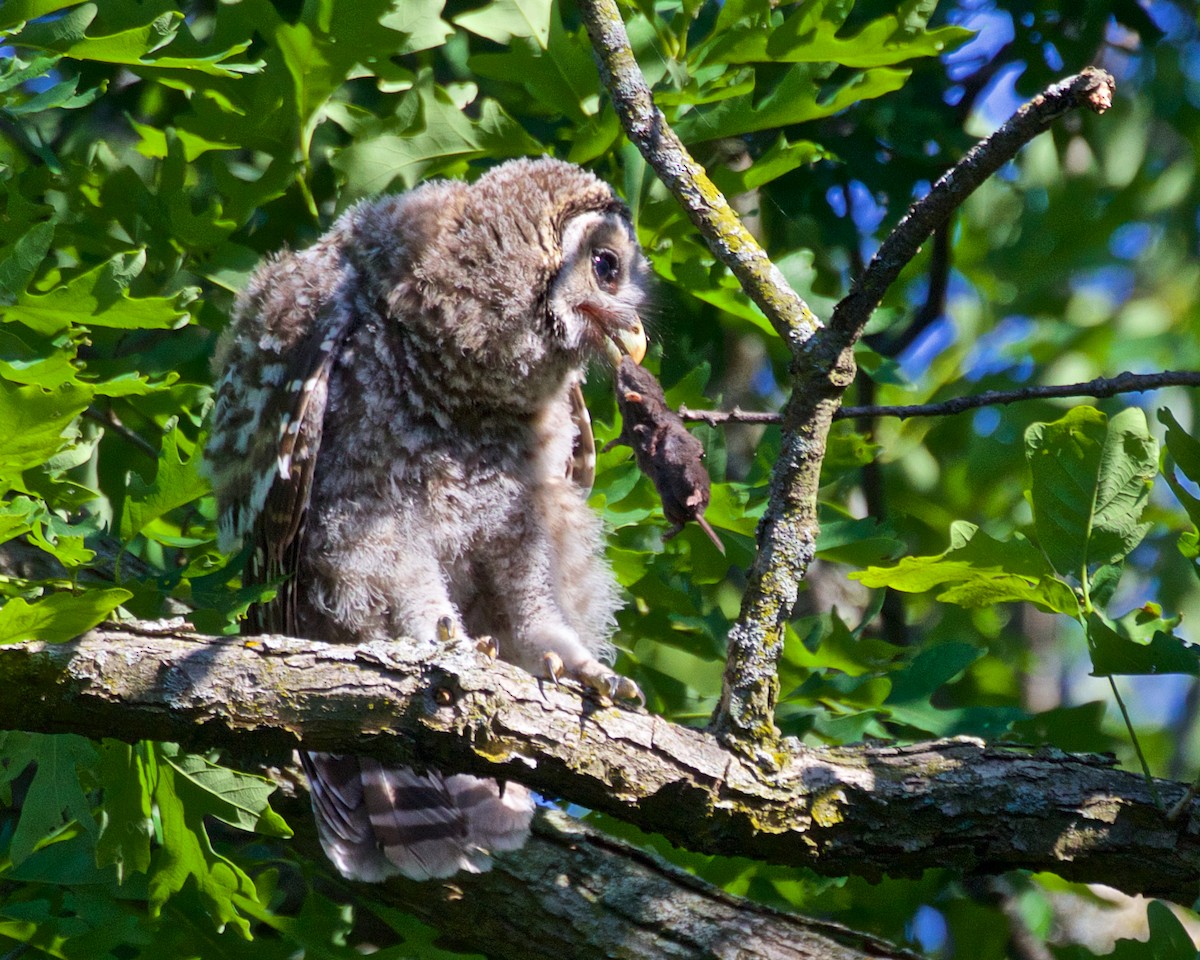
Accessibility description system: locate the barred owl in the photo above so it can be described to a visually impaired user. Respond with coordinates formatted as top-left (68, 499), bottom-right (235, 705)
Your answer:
top-left (205, 157), bottom-right (648, 882)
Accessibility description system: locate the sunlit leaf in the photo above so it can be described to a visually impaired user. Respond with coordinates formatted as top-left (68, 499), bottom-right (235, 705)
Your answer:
top-left (1026, 407), bottom-right (1157, 578)
top-left (119, 425), bottom-right (210, 543)
top-left (766, 3), bottom-right (972, 66)
top-left (0, 588), bottom-right (131, 645)
top-left (332, 72), bottom-right (541, 196)
top-left (8, 5), bottom-right (257, 76)
top-left (158, 744), bottom-right (291, 838)
top-left (673, 64), bottom-right (911, 143)
top-left (379, 0), bottom-right (455, 54)
top-left (0, 0), bottom-right (81, 32)
top-left (852, 521), bottom-right (1080, 615)
top-left (454, 0), bottom-right (552, 48)
top-left (0, 380), bottom-right (91, 483)
top-left (710, 136), bottom-right (831, 194)
top-left (147, 743), bottom-right (289, 937)
top-left (96, 740), bottom-right (154, 882)
top-left (1, 254), bottom-right (190, 335)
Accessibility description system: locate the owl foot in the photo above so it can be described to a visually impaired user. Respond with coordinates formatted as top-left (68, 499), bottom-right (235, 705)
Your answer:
top-left (436, 616), bottom-right (456, 643)
top-left (476, 635), bottom-right (499, 659)
top-left (542, 652), bottom-right (644, 707)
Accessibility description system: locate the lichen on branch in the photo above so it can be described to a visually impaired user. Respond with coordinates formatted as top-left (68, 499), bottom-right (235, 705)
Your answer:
top-left (577, 0), bottom-right (1117, 745)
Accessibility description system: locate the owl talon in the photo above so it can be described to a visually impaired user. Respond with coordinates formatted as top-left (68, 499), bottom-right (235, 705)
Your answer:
top-left (476, 635), bottom-right (499, 659)
top-left (543, 651), bottom-right (565, 685)
top-left (572, 659), bottom-right (645, 708)
top-left (612, 675), bottom-right (646, 708)
top-left (436, 616), bottom-right (457, 643)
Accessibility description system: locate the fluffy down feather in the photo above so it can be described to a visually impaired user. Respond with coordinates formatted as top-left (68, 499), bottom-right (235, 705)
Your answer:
top-left (206, 158), bottom-right (647, 880)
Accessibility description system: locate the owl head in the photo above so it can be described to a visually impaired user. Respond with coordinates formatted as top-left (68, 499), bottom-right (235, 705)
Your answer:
top-left (345, 157), bottom-right (648, 404)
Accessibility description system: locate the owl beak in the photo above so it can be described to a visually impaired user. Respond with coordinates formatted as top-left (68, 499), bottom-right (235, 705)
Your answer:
top-left (604, 318), bottom-right (647, 367)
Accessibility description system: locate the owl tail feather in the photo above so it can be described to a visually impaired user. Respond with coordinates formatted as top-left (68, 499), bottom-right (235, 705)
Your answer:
top-left (301, 751), bottom-right (534, 882)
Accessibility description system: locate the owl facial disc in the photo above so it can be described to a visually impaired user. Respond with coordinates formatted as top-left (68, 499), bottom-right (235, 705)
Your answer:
top-left (553, 210), bottom-right (648, 368)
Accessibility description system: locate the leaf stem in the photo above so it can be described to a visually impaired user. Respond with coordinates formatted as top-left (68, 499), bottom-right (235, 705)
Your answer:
top-left (1107, 675), bottom-right (1163, 810)
top-left (1082, 569), bottom-right (1160, 808)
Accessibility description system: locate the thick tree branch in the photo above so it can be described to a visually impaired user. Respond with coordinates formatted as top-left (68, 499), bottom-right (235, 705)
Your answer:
top-left (273, 797), bottom-right (917, 960)
top-left (677, 369), bottom-right (1200, 426)
top-left (7, 623), bottom-right (1200, 906)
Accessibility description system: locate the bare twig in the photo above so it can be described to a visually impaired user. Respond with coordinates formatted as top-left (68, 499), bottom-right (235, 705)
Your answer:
top-left (678, 405), bottom-right (783, 426)
top-left (83, 405), bottom-right (159, 458)
top-left (840, 369), bottom-right (1200, 420)
top-left (678, 370), bottom-right (1200, 426)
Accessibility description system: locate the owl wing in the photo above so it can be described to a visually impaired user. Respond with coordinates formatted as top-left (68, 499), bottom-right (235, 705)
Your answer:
top-left (245, 317), bottom-right (352, 635)
top-left (207, 194), bottom-right (539, 883)
top-left (209, 259), bottom-right (429, 877)
top-left (206, 244), bottom-right (364, 636)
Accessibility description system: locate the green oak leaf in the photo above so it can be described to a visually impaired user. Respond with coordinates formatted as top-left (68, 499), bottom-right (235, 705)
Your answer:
top-left (1086, 609), bottom-right (1200, 677)
top-left (1026, 406), bottom-right (1156, 579)
top-left (851, 521), bottom-right (1080, 615)
top-left (120, 425), bottom-right (210, 544)
top-left (0, 588), bottom-right (131, 645)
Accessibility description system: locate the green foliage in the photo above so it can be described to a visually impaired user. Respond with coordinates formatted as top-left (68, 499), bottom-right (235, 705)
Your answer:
top-left (1160, 407), bottom-right (1200, 583)
top-left (0, 588), bottom-right (131, 644)
top-left (0, 0), bottom-right (1197, 956)
top-left (854, 521), bottom-right (1080, 613)
top-left (143, 743), bottom-right (291, 936)
top-left (856, 408), bottom-right (1200, 683)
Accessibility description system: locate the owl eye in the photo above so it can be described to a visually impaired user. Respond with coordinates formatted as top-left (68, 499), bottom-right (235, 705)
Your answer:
top-left (591, 249), bottom-right (620, 291)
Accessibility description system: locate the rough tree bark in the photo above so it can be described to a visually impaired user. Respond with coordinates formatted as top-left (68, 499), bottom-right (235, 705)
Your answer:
top-left (273, 798), bottom-right (920, 960)
top-left (7, 623), bottom-right (1198, 911)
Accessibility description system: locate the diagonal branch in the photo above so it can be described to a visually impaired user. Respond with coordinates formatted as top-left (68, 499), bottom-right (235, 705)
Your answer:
top-left (262, 770), bottom-right (914, 960)
top-left (275, 799), bottom-right (918, 960)
top-left (578, 0), bottom-right (1116, 744)
top-left (817, 67), bottom-right (1115, 368)
top-left (577, 0), bottom-right (820, 354)
top-left (7, 622), bottom-right (1200, 905)
top-left (717, 68), bottom-right (1117, 742)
